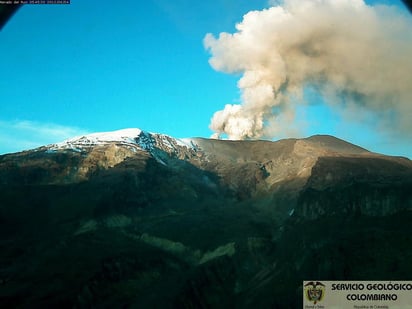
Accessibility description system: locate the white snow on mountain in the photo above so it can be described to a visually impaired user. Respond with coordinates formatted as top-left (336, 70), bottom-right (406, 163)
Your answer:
top-left (47, 128), bottom-right (198, 154)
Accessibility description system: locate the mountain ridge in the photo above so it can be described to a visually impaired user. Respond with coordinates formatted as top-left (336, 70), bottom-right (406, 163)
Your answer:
top-left (0, 128), bottom-right (411, 307)
top-left (5, 127), bottom-right (409, 162)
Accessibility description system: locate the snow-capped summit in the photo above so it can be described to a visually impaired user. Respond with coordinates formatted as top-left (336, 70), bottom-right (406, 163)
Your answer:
top-left (53, 128), bottom-right (143, 149)
top-left (47, 128), bottom-right (198, 159)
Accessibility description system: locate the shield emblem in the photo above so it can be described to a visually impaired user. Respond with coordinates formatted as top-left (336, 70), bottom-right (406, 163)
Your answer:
top-left (304, 281), bottom-right (325, 304)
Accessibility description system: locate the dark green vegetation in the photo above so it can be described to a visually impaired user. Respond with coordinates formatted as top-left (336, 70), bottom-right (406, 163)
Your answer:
top-left (0, 134), bottom-right (411, 308)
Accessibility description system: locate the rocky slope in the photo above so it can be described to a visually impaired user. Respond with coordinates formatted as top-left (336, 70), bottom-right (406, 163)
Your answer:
top-left (0, 128), bottom-right (411, 308)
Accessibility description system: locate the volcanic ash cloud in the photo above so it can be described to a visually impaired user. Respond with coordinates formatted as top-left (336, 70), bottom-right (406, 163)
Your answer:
top-left (204, 0), bottom-right (412, 140)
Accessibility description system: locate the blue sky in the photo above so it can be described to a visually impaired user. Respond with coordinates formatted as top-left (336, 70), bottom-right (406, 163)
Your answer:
top-left (0, 0), bottom-right (410, 157)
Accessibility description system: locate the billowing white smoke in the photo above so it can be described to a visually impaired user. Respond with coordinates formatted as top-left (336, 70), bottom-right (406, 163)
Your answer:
top-left (204, 0), bottom-right (412, 140)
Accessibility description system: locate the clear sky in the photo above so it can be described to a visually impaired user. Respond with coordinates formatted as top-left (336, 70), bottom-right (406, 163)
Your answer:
top-left (0, 0), bottom-right (410, 157)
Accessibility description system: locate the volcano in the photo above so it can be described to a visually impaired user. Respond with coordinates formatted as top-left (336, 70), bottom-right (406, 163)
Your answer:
top-left (0, 129), bottom-right (411, 308)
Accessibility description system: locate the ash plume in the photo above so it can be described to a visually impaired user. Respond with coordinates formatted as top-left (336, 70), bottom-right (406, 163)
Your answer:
top-left (204, 0), bottom-right (412, 140)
